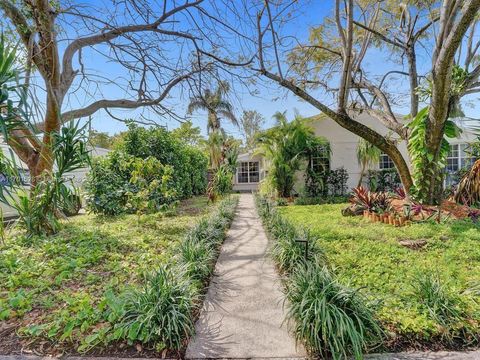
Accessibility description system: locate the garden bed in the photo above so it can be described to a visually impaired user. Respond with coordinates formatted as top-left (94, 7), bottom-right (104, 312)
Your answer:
top-left (279, 203), bottom-right (480, 351)
top-left (0, 196), bottom-right (216, 356)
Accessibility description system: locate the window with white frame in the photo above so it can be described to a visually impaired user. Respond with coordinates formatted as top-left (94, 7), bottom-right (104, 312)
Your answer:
top-left (237, 161), bottom-right (259, 183)
top-left (379, 153), bottom-right (395, 170)
top-left (310, 145), bottom-right (330, 173)
top-left (446, 143), bottom-right (475, 172)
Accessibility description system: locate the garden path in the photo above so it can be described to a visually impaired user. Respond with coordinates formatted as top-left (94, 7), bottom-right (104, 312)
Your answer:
top-left (185, 193), bottom-right (306, 359)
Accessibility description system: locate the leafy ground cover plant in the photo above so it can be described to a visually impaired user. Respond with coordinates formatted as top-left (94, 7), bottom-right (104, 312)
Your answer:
top-left (255, 196), bottom-right (382, 359)
top-left (279, 203), bottom-right (480, 349)
top-left (0, 196), bottom-right (219, 355)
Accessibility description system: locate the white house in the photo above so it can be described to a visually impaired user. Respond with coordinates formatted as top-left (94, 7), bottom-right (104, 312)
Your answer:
top-left (0, 142), bottom-right (111, 218)
top-left (232, 112), bottom-right (477, 193)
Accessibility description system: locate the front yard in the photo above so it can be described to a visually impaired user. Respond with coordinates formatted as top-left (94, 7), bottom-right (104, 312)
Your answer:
top-left (279, 203), bottom-right (480, 349)
top-left (0, 196), bottom-right (211, 355)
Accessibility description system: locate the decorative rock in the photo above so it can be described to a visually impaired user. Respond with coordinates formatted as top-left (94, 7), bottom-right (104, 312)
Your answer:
top-left (399, 239), bottom-right (428, 250)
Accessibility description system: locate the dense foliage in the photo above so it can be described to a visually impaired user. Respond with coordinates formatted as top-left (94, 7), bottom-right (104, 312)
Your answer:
top-left (407, 107), bottom-right (461, 203)
top-left (257, 112), bottom-right (327, 198)
top-left (366, 169), bottom-right (401, 193)
top-left (304, 167), bottom-right (349, 198)
top-left (85, 125), bottom-right (207, 215)
top-left (280, 203), bottom-right (480, 348)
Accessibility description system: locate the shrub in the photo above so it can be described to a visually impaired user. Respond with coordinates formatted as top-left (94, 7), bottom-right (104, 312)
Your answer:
top-left (85, 152), bottom-right (176, 215)
top-left (304, 167), bottom-right (349, 198)
top-left (304, 168), bottom-right (328, 198)
top-left (286, 264), bottom-right (383, 359)
top-left (120, 123), bottom-right (207, 198)
top-left (367, 169), bottom-right (401, 193)
top-left (327, 167), bottom-right (349, 196)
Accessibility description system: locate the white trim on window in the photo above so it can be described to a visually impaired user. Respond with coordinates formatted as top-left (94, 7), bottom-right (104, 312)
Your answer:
top-left (237, 161), bottom-right (260, 183)
top-left (379, 153), bottom-right (395, 170)
top-left (446, 143), bottom-right (474, 173)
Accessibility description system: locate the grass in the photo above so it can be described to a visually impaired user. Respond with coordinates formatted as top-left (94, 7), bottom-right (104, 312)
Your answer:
top-left (279, 203), bottom-right (480, 347)
top-left (0, 196), bottom-right (211, 354)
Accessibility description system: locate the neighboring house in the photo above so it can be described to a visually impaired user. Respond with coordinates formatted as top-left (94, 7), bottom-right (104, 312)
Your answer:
top-left (232, 112), bottom-right (477, 193)
top-left (0, 142), bottom-right (111, 218)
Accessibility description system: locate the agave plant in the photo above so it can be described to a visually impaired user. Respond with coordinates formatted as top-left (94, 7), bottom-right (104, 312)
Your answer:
top-left (453, 159), bottom-right (480, 206)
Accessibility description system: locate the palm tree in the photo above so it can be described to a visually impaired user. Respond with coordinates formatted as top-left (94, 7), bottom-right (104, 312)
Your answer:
top-left (187, 82), bottom-right (238, 135)
top-left (356, 138), bottom-right (381, 187)
top-left (256, 111), bottom-right (327, 198)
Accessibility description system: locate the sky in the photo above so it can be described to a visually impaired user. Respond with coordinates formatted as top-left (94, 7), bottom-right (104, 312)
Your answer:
top-left (57, 0), bottom-right (335, 137)
top-left (10, 1), bottom-right (480, 139)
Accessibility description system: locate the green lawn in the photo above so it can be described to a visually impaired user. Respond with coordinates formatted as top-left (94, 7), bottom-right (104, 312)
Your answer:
top-left (279, 203), bottom-right (480, 345)
top-left (0, 196), bottom-right (210, 353)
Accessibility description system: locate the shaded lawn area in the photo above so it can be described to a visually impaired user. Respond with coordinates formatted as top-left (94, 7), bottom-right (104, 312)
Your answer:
top-left (0, 196), bottom-right (210, 355)
top-left (279, 203), bottom-right (480, 347)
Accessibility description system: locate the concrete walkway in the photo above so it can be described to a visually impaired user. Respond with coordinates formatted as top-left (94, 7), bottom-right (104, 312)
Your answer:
top-left (186, 194), bottom-right (306, 359)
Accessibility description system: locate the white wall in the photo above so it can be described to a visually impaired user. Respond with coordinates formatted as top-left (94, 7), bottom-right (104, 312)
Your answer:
top-left (232, 153), bottom-right (265, 192)
top-left (246, 113), bottom-right (478, 194)
top-left (303, 112), bottom-right (410, 191)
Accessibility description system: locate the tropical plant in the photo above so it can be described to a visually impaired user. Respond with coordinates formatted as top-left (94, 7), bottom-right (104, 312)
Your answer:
top-left (256, 112), bottom-right (327, 198)
top-left (211, 164), bottom-right (234, 197)
top-left (187, 82), bottom-right (237, 134)
top-left (407, 106), bottom-right (462, 203)
top-left (356, 139), bottom-right (381, 187)
top-left (0, 121), bottom-right (90, 237)
top-left (453, 159), bottom-right (480, 206)
top-left (394, 187), bottom-right (407, 200)
top-left (286, 264), bottom-right (383, 359)
top-left (350, 186), bottom-right (390, 213)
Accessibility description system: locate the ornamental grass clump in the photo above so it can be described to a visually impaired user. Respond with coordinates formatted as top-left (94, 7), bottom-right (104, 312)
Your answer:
top-left (179, 196), bottom-right (237, 285)
top-left (413, 273), bottom-right (474, 342)
top-left (285, 264), bottom-right (383, 359)
top-left (116, 265), bottom-right (196, 350)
